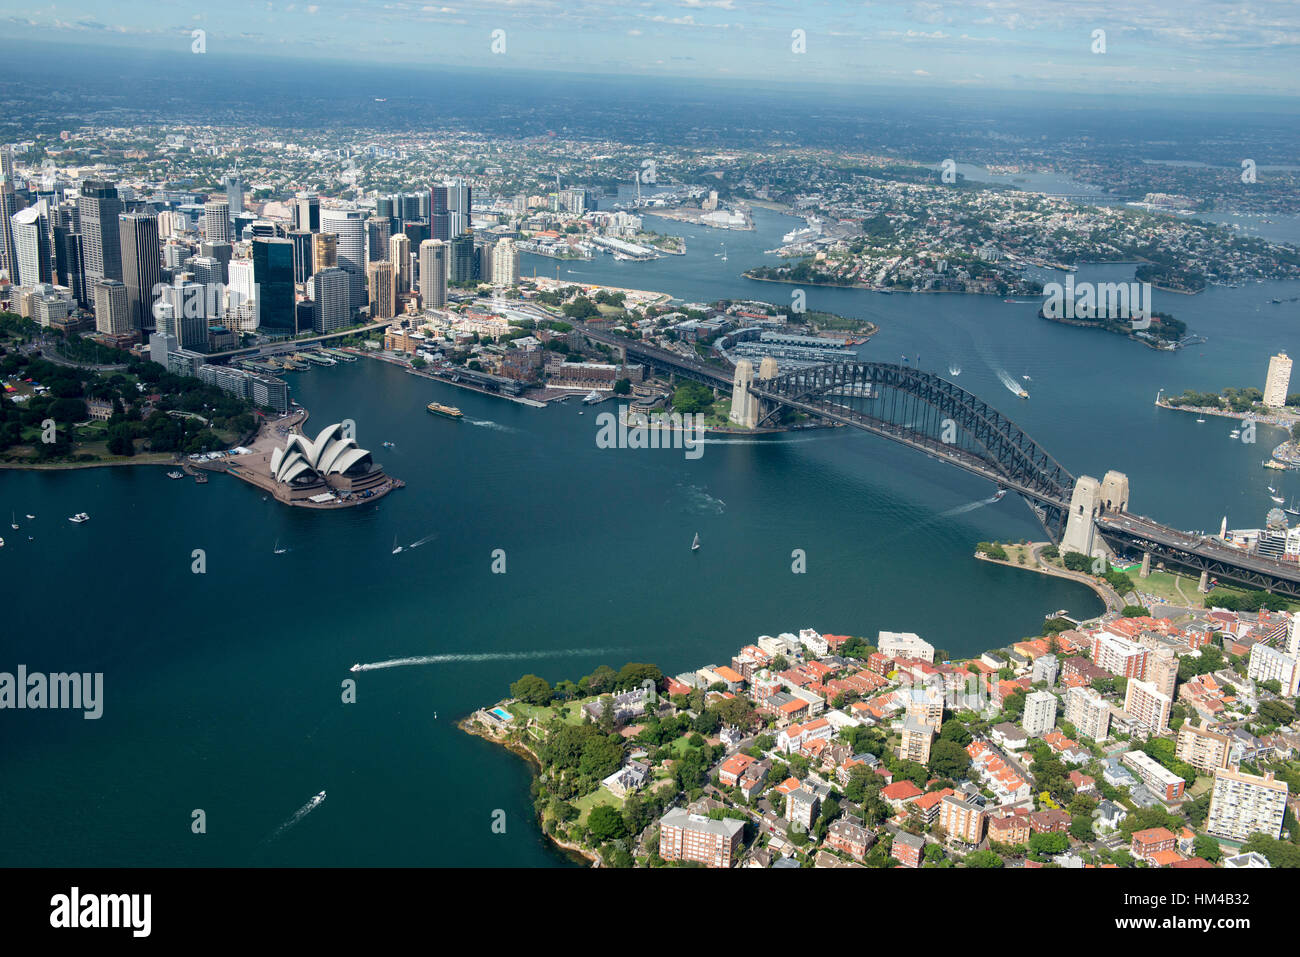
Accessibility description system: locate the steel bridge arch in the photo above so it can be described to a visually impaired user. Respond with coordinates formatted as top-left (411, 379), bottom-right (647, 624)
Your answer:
top-left (753, 361), bottom-right (1076, 507)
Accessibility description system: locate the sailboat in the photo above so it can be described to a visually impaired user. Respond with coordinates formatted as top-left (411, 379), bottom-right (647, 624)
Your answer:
top-left (392, 535), bottom-right (404, 555)
top-left (691, 532), bottom-right (700, 552)
top-left (273, 539), bottom-right (288, 555)
top-left (10, 512), bottom-right (17, 530)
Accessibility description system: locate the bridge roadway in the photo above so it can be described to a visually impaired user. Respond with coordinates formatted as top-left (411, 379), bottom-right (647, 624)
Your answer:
top-left (1097, 513), bottom-right (1300, 599)
top-left (582, 323), bottom-right (1300, 594)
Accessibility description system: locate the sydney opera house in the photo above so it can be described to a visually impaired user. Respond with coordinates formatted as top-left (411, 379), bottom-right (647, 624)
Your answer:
top-left (264, 422), bottom-right (391, 503)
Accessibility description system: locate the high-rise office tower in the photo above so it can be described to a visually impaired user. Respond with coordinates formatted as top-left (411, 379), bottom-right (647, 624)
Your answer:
top-left (204, 200), bottom-right (231, 243)
top-left (200, 241), bottom-right (233, 283)
top-left (224, 174), bottom-right (244, 216)
top-left (1264, 352), bottom-right (1292, 409)
top-left (0, 174), bottom-right (18, 281)
top-left (432, 184), bottom-right (472, 241)
top-left (0, 146), bottom-right (13, 183)
top-left (400, 193), bottom-right (421, 224)
top-left (367, 217), bottom-right (391, 263)
top-left (492, 237), bottom-right (519, 288)
top-left (190, 256), bottom-right (223, 288)
top-left (320, 209), bottom-right (365, 312)
top-left (449, 231), bottom-right (476, 283)
top-left (366, 260), bottom-right (395, 319)
top-left (314, 232), bottom-right (338, 272)
top-left (227, 259), bottom-right (257, 330)
top-left (388, 233), bottom-right (411, 294)
top-left (402, 221), bottom-right (428, 249)
top-left (292, 195), bottom-right (320, 233)
top-left (309, 266), bottom-right (350, 332)
top-left (418, 239), bottom-right (447, 309)
top-left (288, 230), bottom-right (314, 285)
top-left (53, 224), bottom-right (86, 305)
top-left (118, 210), bottom-right (162, 333)
top-left (252, 237), bottom-right (295, 333)
top-left (93, 279), bottom-right (131, 335)
top-left (79, 180), bottom-right (123, 285)
top-left (11, 200), bottom-right (52, 287)
top-left (430, 186), bottom-right (450, 242)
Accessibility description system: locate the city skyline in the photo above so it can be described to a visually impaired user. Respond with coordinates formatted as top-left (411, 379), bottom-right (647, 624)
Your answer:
top-left (4, 0), bottom-right (1300, 96)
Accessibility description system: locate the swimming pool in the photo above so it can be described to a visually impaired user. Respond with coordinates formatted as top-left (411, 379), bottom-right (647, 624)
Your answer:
top-left (489, 707), bottom-right (514, 722)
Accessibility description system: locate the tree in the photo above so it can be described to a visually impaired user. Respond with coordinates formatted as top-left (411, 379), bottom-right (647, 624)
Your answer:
top-left (939, 722), bottom-right (972, 747)
top-left (963, 849), bottom-right (1004, 868)
top-left (579, 734), bottom-right (625, 780)
top-left (1028, 832), bottom-right (1068, 856)
top-left (1193, 834), bottom-right (1222, 863)
top-left (587, 805), bottom-right (628, 843)
top-left (928, 739), bottom-right (971, 780)
top-left (612, 377), bottom-right (631, 395)
top-left (1070, 815), bottom-right (1094, 842)
top-left (509, 674), bottom-right (553, 706)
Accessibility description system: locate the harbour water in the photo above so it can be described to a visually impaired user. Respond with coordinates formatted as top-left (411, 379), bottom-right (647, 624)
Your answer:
top-left (1, 205), bottom-right (1297, 866)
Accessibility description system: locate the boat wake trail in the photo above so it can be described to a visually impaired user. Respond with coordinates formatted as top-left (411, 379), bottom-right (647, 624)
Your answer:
top-left (409, 532), bottom-right (438, 548)
top-left (269, 791), bottom-right (326, 842)
top-left (939, 498), bottom-right (989, 517)
top-left (468, 419), bottom-right (519, 433)
top-left (350, 647), bottom-right (627, 672)
top-left (678, 484), bottom-right (726, 515)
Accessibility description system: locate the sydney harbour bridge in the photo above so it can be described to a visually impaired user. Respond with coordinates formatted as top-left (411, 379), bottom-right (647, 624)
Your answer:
top-left (583, 327), bottom-right (1300, 599)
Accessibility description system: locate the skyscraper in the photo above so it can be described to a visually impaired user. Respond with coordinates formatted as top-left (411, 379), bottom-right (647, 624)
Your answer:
top-left (366, 260), bottom-right (395, 319)
top-left (79, 180), bottom-right (123, 285)
top-left (252, 237), bottom-right (296, 334)
top-left (431, 184), bottom-right (473, 241)
top-left (204, 200), bottom-right (231, 244)
top-left (309, 266), bottom-right (350, 332)
top-left (314, 233), bottom-right (338, 272)
top-left (0, 174), bottom-right (18, 282)
top-left (53, 225), bottom-right (86, 306)
top-left (1264, 352), bottom-right (1292, 409)
top-left (93, 279), bottom-right (131, 335)
top-left (288, 230), bottom-right (314, 285)
top-left (367, 217), bottom-right (391, 263)
top-left (492, 237), bottom-right (519, 288)
top-left (292, 195), bottom-right (320, 233)
top-left (449, 231), bottom-right (476, 284)
top-left (118, 210), bottom-right (162, 333)
top-left (11, 200), bottom-right (52, 287)
top-left (418, 239), bottom-right (447, 309)
top-left (224, 174), bottom-right (244, 216)
top-left (389, 233), bottom-right (411, 295)
top-left (320, 209), bottom-right (365, 312)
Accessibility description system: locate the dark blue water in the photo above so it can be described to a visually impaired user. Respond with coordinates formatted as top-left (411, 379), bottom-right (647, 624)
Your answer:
top-left (2, 205), bottom-right (1297, 865)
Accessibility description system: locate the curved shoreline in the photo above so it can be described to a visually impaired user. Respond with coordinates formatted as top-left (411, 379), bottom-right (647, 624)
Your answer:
top-left (459, 713), bottom-right (600, 868)
top-left (974, 545), bottom-right (1121, 614)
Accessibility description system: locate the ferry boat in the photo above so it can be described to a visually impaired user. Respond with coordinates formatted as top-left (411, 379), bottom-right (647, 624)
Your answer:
top-left (349, 663), bottom-right (361, 673)
top-left (993, 489), bottom-right (1007, 502)
top-left (68, 512), bottom-right (90, 524)
top-left (426, 402), bottom-right (464, 420)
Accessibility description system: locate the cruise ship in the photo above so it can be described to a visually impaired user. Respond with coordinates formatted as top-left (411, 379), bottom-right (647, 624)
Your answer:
top-left (426, 402), bottom-right (464, 420)
top-left (782, 221), bottom-right (823, 244)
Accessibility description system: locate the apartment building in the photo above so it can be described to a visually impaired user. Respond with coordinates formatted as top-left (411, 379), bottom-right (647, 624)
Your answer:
top-left (1065, 685), bottom-right (1111, 742)
top-left (1124, 679), bottom-right (1173, 733)
top-left (1175, 723), bottom-right (1232, 775)
top-left (898, 715), bottom-right (935, 765)
top-left (1121, 749), bottom-right (1186, 801)
top-left (1206, 767), bottom-right (1289, 843)
top-left (1247, 643), bottom-right (1300, 696)
top-left (939, 795), bottom-right (987, 845)
top-left (1022, 690), bottom-right (1057, 737)
top-left (1092, 631), bottom-right (1150, 679)
top-left (658, 809), bottom-right (745, 868)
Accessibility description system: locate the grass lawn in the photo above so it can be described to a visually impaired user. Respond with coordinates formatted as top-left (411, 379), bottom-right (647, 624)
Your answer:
top-left (1130, 569), bottom-right (1300, 612)
top-left (1187, 776), bottom-right (1213, 798)
top-left (669, 734), bottom-right (704, 757)
top-left (573, 787), bottom-right (623, 824)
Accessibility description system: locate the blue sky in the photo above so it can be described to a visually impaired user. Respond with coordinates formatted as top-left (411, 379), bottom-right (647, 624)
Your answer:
top-left (6, 0), bottom-right (1300, 95)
